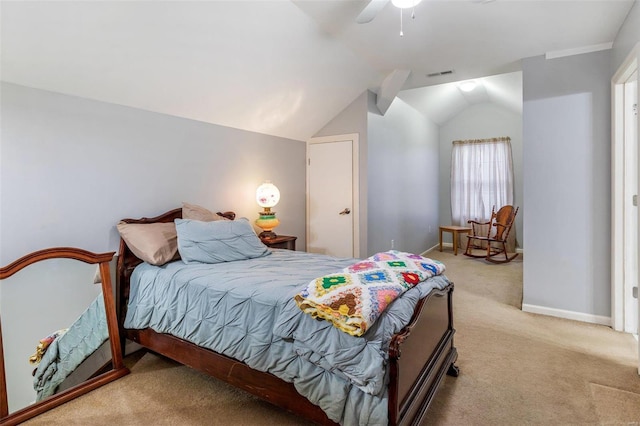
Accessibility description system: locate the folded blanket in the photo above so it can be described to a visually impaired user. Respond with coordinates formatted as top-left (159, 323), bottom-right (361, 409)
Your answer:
top-left (294, 250), bottom-right (445, 336)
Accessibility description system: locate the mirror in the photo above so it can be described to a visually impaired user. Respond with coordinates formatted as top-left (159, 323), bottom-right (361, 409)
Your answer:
top-left (0, 248), bottom-right (129, 425)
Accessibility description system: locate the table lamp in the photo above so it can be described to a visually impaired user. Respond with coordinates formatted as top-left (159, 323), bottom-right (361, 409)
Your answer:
top-left (255, 181), bottom-right (280, 239)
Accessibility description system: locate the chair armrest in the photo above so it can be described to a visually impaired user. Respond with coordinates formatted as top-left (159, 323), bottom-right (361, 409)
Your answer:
top-left (467, 219), bottom-right (490, 226)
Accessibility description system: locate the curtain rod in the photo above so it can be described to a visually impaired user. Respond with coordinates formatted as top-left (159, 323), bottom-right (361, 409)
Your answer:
top-left (452, 136), bottom-right (511, 145)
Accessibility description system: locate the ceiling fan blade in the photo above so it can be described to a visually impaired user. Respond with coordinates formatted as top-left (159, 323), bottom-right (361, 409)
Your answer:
top-left (356, 0), bottom-right (390, 24)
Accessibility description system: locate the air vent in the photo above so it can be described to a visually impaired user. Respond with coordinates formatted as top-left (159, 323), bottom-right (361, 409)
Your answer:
top-left (427, 70), bottom-right (454, 77)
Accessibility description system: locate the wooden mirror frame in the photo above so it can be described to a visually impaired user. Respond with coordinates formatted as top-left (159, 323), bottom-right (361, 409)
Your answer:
top-left (0, 247), bottom-right (129, 425)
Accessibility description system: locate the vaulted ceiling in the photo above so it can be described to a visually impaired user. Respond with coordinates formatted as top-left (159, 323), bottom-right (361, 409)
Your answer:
top-left (1, 1), bottom-right (635, 140)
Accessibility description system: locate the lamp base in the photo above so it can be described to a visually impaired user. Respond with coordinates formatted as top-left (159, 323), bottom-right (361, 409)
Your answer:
top-left (258, 230), bottom-right (277, 239)
top-left (255, 211), bottom-right (279, 240)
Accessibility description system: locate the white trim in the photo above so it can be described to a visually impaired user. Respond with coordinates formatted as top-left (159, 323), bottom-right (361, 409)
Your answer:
top-left (611, 42), bottom-right (640, 333)
top-left (612, 80), bottom-right (625, 332)
top-left (522, 304), bottom-right (611, 327)
top-left (545, 42), bottom-right (613, 60)
top-left (421, 244), bottom-right (442, 256)
top-left (306, 133), bottom-right (360, 258)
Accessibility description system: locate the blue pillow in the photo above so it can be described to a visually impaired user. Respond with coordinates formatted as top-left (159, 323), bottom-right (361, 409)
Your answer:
top-left (175, 218), bottom-right (270, 264)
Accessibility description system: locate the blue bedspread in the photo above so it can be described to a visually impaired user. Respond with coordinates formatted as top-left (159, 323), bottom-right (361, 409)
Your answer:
top-left (124, 250), bottom-right (450, 425)
top-left (34, 294), bottom-right (109, 400)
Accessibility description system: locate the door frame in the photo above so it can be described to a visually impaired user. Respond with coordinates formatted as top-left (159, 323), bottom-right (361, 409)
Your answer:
top-left (611, 42), bottom-right (640, 336)
top-left (306, 133), bottom-right (360, 258)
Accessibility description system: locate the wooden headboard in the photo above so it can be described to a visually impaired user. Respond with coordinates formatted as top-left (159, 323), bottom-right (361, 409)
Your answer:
top-left (115, 208), bottom-right (235, 328)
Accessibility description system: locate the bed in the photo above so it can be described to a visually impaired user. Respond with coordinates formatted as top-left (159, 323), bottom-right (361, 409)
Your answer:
top-left (116, 208), bottom-right (458, 425)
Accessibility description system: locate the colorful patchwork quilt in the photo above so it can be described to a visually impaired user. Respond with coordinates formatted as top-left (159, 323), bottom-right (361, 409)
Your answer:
top-left (294, 250), bottom-right (446, 336)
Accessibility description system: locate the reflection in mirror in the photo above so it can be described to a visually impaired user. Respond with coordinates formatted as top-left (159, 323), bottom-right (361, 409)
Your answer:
top-left (3, 259), bottom-right (102, 411)
top-left (0, 248), bottom-right (129, 425)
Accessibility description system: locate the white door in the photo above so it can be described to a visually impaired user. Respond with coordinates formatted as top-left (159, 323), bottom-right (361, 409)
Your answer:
top-left (624, 72), bottom-right (638, 335)
top-left (307, 134), bottom-right (359, 258)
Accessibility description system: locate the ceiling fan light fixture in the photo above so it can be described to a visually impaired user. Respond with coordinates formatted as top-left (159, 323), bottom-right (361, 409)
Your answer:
top-left (391, 0), bottom-right (423, 9)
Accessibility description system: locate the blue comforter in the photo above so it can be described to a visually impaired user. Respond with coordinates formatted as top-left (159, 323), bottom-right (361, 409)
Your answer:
top-left (124, 250), bottom-right (450, 425)
top-left (34, 294), bottom-right (109, 400)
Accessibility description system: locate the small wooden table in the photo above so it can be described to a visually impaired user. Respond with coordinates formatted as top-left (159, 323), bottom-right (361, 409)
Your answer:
top-left (260, 235), bottom-right (297, 251)
top-left (439, 226), bottom-right (472, 255)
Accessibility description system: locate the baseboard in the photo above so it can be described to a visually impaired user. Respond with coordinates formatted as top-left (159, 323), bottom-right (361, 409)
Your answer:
top-left (422, 243), bottom-right (449, 256)
top-left (522, 304), bottom-right (611, 326)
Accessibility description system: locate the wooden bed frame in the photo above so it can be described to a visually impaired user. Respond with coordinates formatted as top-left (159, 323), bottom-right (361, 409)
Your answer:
top-left (116, 208), bottom-right (458, 425)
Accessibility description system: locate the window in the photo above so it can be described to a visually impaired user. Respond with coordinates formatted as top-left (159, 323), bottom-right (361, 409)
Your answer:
top-left (450, 137), bottom-right (514, 225)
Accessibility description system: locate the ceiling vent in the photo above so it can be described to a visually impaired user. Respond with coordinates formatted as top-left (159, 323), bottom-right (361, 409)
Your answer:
top-left (426, 70), bottom-right (454, 77)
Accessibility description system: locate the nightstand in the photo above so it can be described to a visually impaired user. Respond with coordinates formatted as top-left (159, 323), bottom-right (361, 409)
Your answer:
top-left (260, 235), bottom-right (297, 251)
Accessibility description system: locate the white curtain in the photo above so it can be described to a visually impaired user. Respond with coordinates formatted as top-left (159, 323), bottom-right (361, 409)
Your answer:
top-left (450, 137), bottom-right (515, 248)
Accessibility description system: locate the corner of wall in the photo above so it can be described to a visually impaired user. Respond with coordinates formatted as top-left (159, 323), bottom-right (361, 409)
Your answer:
top-left (367, 90), bottom-right (382, 116)
top-left (313, 91), bottom-right (368, 138)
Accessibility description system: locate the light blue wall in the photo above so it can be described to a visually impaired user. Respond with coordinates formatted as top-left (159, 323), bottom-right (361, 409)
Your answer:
top-left (0, 82), bottom-right (307, 265)
top-left (522, 51), bottom-right (611, 318)
top-left (367, 94), bottom-right (440, 256)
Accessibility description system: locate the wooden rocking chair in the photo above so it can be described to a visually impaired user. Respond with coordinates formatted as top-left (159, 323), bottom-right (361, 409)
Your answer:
top-left (464, 205), bottom-right (519, 263)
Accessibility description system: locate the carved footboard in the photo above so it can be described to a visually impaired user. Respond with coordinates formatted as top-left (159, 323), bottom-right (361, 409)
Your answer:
top-left (388, 283), bottom-right (457, 426)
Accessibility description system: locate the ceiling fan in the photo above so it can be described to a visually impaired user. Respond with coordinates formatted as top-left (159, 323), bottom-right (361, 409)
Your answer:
top-left (356, 0), bottom-right (422, 24)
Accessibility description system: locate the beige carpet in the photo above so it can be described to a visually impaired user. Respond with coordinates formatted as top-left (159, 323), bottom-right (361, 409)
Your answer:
top-left (24, 250), bottom-right (640, 425)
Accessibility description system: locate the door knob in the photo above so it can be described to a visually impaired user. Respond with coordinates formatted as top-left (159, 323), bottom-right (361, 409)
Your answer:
top-left (339, 208), bottom-right (351, 215)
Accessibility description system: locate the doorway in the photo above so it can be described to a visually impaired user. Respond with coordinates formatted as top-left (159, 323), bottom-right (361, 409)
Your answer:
top-left (611, 43), bottom-right (639, 374)
top-left (306, 134), bottom-right (360, 258)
